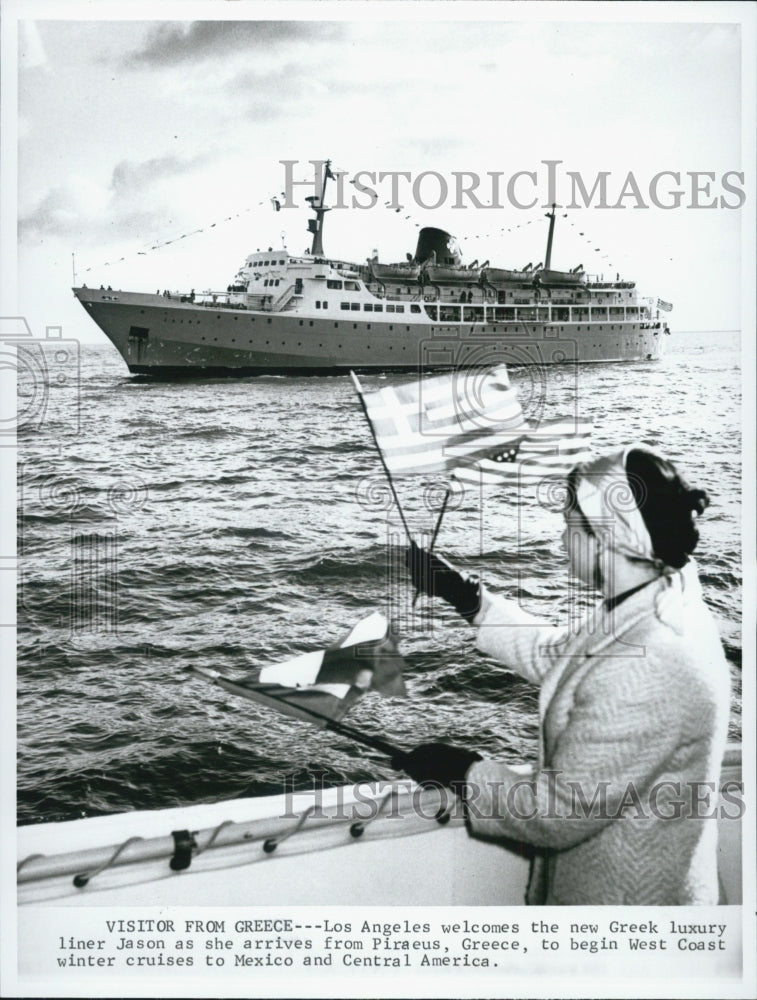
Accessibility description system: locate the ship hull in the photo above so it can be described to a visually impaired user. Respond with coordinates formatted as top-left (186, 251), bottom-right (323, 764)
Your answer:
top-left (75, 288), bottom-right (665, 376)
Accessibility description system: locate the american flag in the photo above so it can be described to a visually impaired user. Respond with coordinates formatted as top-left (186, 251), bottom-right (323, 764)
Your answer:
top-left (356, 366), bottom-right (527, 475)
top-left (449, 416), bottom-right (593, 486)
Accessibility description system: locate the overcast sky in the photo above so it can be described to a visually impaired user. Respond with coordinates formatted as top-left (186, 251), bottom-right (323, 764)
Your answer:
top-left (7, 4), bottom-right (754, 341)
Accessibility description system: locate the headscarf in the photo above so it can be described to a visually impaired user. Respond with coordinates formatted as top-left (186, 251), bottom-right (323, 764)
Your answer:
top-left (571, 448), bottom-right (699, 630)
top-left (572, 446), bottom-right (668, 575)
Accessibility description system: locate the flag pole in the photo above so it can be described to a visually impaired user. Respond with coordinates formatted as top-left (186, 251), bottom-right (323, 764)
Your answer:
top-left (429, 484), bottom-right (451, 552)
top-left (412, 483), bottom-right (451, 608)
top-left (349, 370), bottom-right (412, 542)
top-left (326, 717), bottom-right (405, 759)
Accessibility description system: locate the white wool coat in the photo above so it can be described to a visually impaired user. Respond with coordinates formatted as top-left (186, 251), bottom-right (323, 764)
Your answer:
top-left (465, 560), bottom-right (730, 905)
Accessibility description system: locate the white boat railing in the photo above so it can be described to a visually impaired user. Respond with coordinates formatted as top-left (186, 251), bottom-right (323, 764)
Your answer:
top-left (17, 746), bottom-right (742, 907)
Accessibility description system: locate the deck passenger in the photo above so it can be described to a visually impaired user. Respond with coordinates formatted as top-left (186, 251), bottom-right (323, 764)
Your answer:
top-left (401, 447), bottom-right (730, 905)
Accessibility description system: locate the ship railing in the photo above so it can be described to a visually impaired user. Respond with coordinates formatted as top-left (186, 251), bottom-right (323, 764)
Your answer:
top-left (192, 292), bottom-right (251, 310)
top-left (423, 302), bottom-right (652, 325)
top-left (584, 275), bottom-right (636, 289)
top-left (154, 289), bottom-right (199, 302)
top-left (190, 288), bottom-right (300, 312)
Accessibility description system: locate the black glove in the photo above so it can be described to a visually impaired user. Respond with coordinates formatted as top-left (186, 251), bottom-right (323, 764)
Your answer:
top-left (392, 742), bottom-right (482, 788)
top-left (405, 541), bottom-right (481, 622)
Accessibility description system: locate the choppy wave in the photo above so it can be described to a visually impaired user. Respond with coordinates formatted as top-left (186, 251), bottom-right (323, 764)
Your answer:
top-left (17, 333), bottom-right (743, 824)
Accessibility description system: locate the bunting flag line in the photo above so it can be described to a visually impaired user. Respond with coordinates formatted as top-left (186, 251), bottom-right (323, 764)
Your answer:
top-left (357, 365), bottom-right (527, 476)
top-left (78, 151), bottom-right (630, 280)
top-left (192, 612), bottom-right (406, 726)
top-left (81, 202), bottom-right (272, 274)
top-left (79, 172), bottom-right (620, 278)
top-left (448, 416), bottom-right (594, 486)
top-left (79, 169), bottom-right (324, 274)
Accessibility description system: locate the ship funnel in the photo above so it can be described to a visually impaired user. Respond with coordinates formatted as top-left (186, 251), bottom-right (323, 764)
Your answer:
top-left (414, 227), bottom-right (462, 265)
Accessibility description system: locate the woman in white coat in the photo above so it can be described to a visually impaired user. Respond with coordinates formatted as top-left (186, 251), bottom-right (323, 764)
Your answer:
top-left (399, 447), bottom-right (731, 905)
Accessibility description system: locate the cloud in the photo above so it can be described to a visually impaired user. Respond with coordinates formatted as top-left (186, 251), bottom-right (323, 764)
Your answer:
top-left (19, 181), bottom-right (164, 243)
top-left (19, 186), bottom-right (84, 239)
top-left (18, 153), bottom-right (206, 243)
top-left (110, 154), bottom-right (207, 197)
top-left (124, 20), bottom-right (343, 67)
top-left (221, 62), bottom-right (314, 111)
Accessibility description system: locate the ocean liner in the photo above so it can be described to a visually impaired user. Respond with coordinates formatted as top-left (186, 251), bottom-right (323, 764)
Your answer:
top-left (73, 162), bottom-right (671, 376)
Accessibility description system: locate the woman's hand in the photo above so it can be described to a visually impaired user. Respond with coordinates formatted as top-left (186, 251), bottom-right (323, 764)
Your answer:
top-left (392, 742), bottom-right (482, 787)
top-left (405, 541), bottom-right (481, 621)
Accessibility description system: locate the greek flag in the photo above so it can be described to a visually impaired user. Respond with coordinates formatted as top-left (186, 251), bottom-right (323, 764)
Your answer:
top-left (357, 365), bottom-right (527, 475)
top-left (193, 613), bottom-right (406, 725)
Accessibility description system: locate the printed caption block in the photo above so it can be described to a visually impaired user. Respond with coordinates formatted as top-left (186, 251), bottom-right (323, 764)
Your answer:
top-left (18, 907), bottom-right (743, 988)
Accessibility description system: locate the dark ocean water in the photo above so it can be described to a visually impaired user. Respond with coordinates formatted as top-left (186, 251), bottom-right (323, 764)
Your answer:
top-left (17, 331), bottom-right (742, 824)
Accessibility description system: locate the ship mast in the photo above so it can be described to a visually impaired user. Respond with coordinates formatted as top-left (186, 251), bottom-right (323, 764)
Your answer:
top-left (544, 202), bottom-right (557, 270)
top-left (306, 159), bottom-right (332, 256)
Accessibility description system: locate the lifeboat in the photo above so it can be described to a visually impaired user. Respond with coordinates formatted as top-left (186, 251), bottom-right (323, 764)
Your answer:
top-left (537, 268), bottom-right (586, 287)
top-left (369, 261), bottom-right (421, 283)
top-left (482, 267), bottom-right (535, 286)
top-left (424, 264), bottom-right (481, 285)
